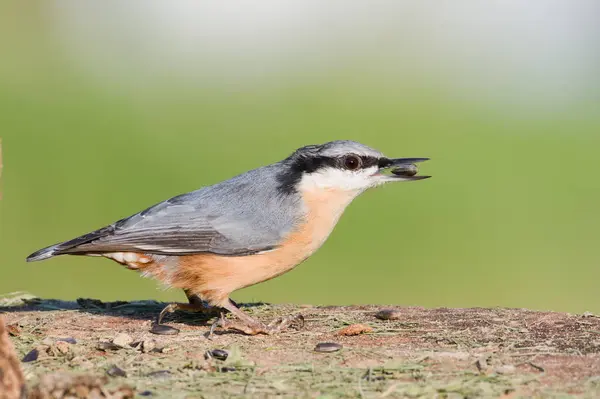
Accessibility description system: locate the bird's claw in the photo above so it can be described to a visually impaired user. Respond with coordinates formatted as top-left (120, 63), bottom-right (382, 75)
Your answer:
top-left (149, 304), bottom-right (182, 335)
top-left (156, 303), bottom-right (178, 325)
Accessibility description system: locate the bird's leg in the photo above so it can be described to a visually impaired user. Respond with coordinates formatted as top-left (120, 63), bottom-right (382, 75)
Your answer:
top-left (186, 290), bottom-right (239, 309)
top-left (185, 290), bottom-right (205, 307)
top-left (150, 290), bottom-right (219, 335)
top-left (209, 299), bottom-right (304, 336)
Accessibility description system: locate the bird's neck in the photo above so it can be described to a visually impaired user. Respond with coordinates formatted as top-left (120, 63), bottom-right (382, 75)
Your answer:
top-left (297, 187), bottom-right (359, 254)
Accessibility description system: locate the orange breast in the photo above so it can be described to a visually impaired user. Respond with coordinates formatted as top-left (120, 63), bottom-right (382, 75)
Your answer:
top-left (169, 188), bottom-right (358, 306)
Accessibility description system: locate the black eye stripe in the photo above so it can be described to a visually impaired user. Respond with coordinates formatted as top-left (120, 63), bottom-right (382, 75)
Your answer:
top-left (340, 155), bottom-right (382, 169)
top-left (362, 156), bottom-right (385, 168)
top-left (377, 157), bottom-right (393, 168)
top-left (295, 155), bottom-right (383, 171)
top-left (278, 154), bottom-right (388, 193)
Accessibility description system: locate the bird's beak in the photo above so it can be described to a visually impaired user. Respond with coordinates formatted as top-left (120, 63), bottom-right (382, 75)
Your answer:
top-left (377, 158), bottom-right (431, 181)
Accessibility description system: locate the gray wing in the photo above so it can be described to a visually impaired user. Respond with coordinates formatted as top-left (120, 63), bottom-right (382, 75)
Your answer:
top-left (27, 164), bottom-right (303, 260)
top-left (71, 199), bottom-right (278, 256)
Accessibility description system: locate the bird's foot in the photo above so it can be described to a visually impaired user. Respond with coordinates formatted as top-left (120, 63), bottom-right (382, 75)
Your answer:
top-left (209, 313), bottom-right (305, 337)
top-left (150, 303), bottom-right (183, 335)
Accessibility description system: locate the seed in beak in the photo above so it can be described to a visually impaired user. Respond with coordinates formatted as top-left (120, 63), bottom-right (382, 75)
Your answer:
top-left (391, 164), bottom-right (418, 177)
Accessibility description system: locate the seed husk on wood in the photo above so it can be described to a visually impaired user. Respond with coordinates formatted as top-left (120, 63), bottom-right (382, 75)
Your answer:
top-left (314, 342), bottom-right (342, 353)
top-left (57, 337), bottom-right (77, 344)
top-left (97, 342), bottom-right (121, 351)
top-left (22, 348), bottom-right (39, 362)
top-left (146, 370), bottom-right (171, 379)
top-left (375, 309), bottom-right (402, 320)
top-left (150, 324), bottom-right (180, 335)
top-left (106, 365), bottom-right (127, 378)
top-left (205, 349), bottom-right (229, 361)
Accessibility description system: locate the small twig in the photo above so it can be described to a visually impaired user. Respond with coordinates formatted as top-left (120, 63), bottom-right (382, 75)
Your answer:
top-left (371, 328), bottom-right (424, 334)
top-left (243, 368), bottom-right (256, 394)
top-left (527, 362), bottom-right (545, 372)
top-left (357, 374), bottom-right (365, 399)
top-left (515, 361), bottom-right (545, 372)
top-left (510, 352), bottom-right (559, 357)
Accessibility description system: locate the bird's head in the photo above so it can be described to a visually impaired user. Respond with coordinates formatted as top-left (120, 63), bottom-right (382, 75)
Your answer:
top-left (279, 140), bottom-right (430, 195)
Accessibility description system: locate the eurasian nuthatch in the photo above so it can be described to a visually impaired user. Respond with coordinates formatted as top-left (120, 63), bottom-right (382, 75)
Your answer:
top-left (27, 140), bottom-right (430, 335)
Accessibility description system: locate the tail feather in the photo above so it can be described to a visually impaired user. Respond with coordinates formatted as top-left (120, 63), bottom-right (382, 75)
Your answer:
top-left (26, 245), bottom-right (60, 262)
top-left (26, 224), bottom-right (116, 262)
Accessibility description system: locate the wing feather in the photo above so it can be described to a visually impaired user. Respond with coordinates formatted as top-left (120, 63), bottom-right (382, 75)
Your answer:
top-left (27, 162), bottom-right (302, 261)
top-left (56, 212), bottom-right (275, 256)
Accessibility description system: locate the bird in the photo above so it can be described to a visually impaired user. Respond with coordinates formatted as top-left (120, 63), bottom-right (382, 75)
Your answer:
top-left (26, 140), bottom-right (430, 335)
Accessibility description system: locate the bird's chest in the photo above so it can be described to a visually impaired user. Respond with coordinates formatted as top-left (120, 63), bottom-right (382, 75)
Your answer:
top-left (250, 188), bottom-right (357, 277)
top-left (288, 189), bottom-right (356, 256)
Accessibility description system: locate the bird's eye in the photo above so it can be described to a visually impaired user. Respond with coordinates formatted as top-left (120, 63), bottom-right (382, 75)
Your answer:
top-left (343, 155), bottom-right (362, 170)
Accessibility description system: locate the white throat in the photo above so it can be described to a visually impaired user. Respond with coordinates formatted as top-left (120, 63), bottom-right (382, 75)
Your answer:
top-left (297, 166), bottom-right (380, 193)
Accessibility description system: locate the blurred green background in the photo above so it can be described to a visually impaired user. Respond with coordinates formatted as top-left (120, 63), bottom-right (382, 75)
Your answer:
top-left (1, 2), bottom-right (599, 313)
